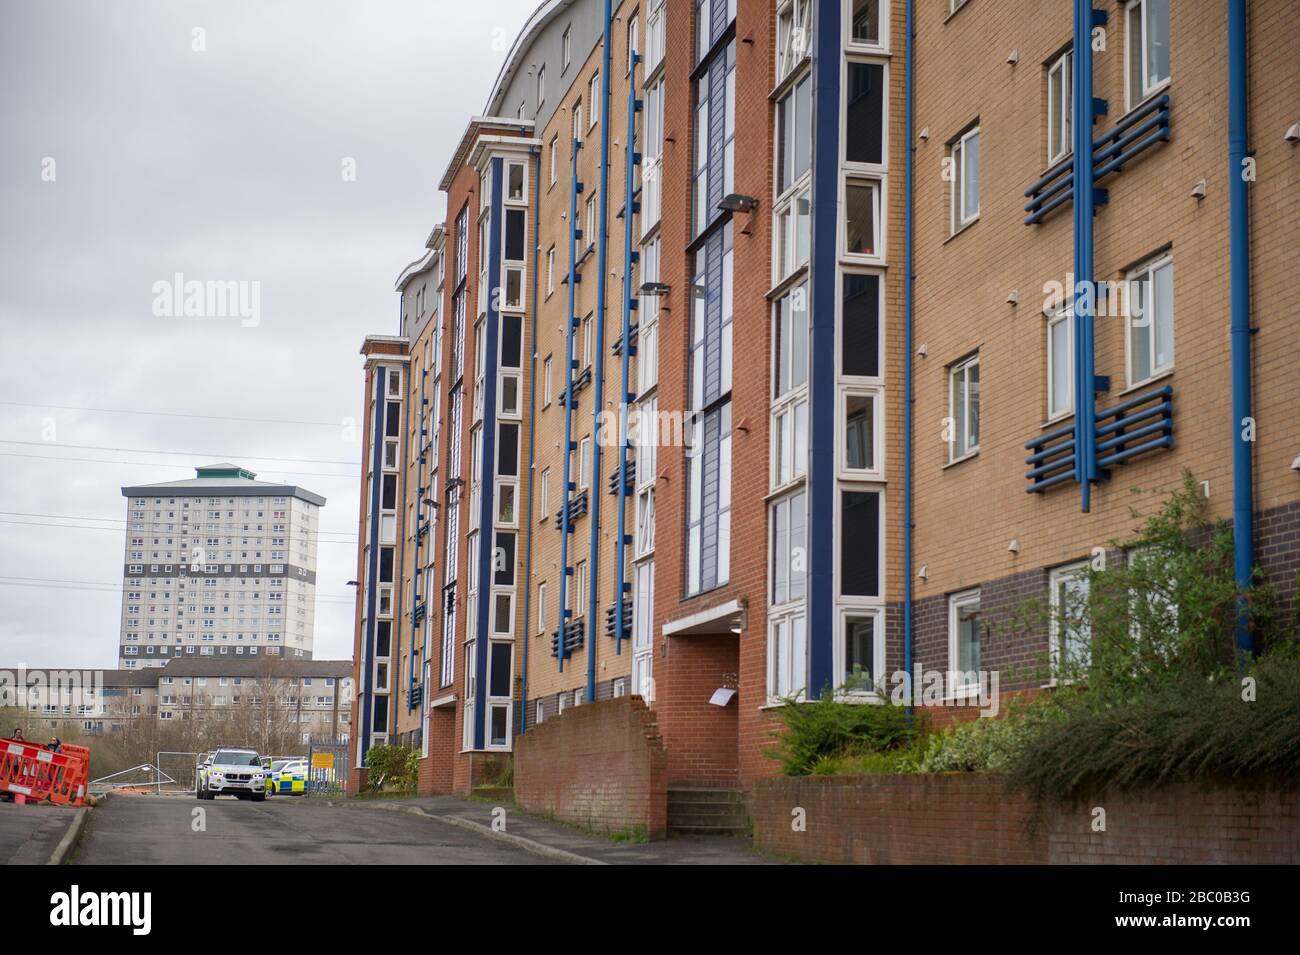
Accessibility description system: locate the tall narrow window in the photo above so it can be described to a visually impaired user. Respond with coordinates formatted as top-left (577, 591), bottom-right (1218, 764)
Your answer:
top-left (1047, 306), bottom-right (1073, 420)
top-left (776, 0), bottom-right (812, 83)
top-left (1125, 0), bottom-right (1170, 109)
top-left (948, 590), bottom-right (981, 696)
top-left (588, 72), bottom-right (600, 129)
top-left (1126, 254), bottom-right (1174, 387)
top-left (536, 64), bottom-right (546, 107)
top-left (1047, 50), bottom-right (1072, 166)
top-left (949, 353), bottom-right (980, 461)
top-left (1050, 562), bottom-right (1092, 680)
top-left (950, 126), bottom-right (980, 232)
top-left (562, 25), bottom-right (572, 71)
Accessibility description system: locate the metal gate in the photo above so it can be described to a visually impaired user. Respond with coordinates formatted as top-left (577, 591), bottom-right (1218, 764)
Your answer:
top-left (155, 751), bottom-right (200, 794)
top-left (304, 741), bottom-right (348, 798)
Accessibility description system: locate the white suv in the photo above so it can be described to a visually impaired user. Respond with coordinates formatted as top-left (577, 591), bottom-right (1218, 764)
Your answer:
top-left (197, 748), bottom-right (267, 801)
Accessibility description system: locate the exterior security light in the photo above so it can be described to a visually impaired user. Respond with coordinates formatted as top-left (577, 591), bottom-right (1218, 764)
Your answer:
top-left (718, 193), bottom-right (759, 213)
top-left (639, 281), bottom-right (670, 296)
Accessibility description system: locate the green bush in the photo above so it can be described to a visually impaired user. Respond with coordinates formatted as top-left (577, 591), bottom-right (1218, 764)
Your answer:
top-left (1005, 651), bottom-right (1300, 804)
top-left (765, 691), bottom-right (923, 776)
top-left (364, 744), bottom-right (417, 790)
top-left (913, 706), bottom-right (1045, 774)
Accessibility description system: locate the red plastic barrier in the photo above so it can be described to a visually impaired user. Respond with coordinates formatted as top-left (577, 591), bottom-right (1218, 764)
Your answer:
top-left (0, 738), bottom-right (89, 806)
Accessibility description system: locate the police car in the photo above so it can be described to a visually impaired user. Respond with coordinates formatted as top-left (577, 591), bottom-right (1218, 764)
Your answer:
top-left (265, 758), bottom-right (308, 796)
top-left (197, 748), bottom-right (267, 800)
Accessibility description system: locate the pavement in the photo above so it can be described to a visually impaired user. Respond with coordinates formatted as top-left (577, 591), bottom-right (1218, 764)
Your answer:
top-left (0, 800), bottom-right (83, 864)
top-left (336, 795), bottom-right (777, 864)
top-left (55, 792), bottom-right (776, 865)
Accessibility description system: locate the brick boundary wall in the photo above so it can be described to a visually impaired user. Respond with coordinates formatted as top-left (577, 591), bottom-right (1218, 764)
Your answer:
top-left (513, 696), bottom-right (668, 838)
top-left (753, 775), bottom-right (1300, 864)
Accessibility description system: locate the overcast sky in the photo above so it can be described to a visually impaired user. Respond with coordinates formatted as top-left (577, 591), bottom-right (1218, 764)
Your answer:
top-left (0, 0), bottom-right (538, 668)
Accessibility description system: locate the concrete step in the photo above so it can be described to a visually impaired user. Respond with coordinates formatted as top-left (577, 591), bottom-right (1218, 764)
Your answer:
top-left (667, 787), bottom-right (749, 836)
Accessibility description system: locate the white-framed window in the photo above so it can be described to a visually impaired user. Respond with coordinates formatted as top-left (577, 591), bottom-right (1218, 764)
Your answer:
top-left (546, 246), bottom-right (556, 296)
top-left (1126, 253), bottom-right (1174, 387)
top-left (950, 126), bottom-right (980, 232)
top-left (572, 560), bottom-right (587, 618)
top-left (847, 0), bottom-right (884, 49)
top-left (641, 78), bottom-right (665, 234)
top-left (536, 63), bottom-right (546, 107)
top-left (539, 467), bottom-right (551, 519)
top-left (842, 177), bottom-right (882, 258)
top-left (543, 356), bottom-right (553, 407)
top-left (1047, 49), bottom-right (1073, 166)
top-left (1125, 0), bottom-right (1170, 109)
top-left (774, 71), bottom-right (812, 282)
top-left (838, 607), bottom-right (883, 694)
top-left (947, 589), bottom-right (981, 698)
top-left (535, 699), bottom-right (545, 725)
top-left (771, 280), bottom-right (808, 491)
top-left (632, 560), bottom-right (655, 698)
top-left (770, 489), bottom-right (806, 607)
top-left (644, 0), bottom-right (665, 74)
top-left (577, 435), bottom-right (592, 491)
top-left (562, 24), bottom-right (572, 71)
top-left (537, 581), bottom-right (548, 635)
top-left (776, 0), bottom-right (812, 84)
top-left (626, 9), bottom-right (639, 74)
top-left (949, 0), bottom-right (969, 14)
top-left (1050, 562), bottom-right (1092, 681)
top-left (635, 486), bottom-right (655, 558)
top-left (948, 352), bottom-right (980, 461)
top-left (581, 313), bottom-right (593, 368)
top-left (588, 72), bottom-right (600, 129)
top-left (572, 99), bottom-right (583, 145)
top-left (637, 238), bottom-right (660, 393)
top-left (549, 134), bottom-right (558, 186)
top-left (1047, 304), bottom-right (1074, 420)
top-left (767, 610), bottom-right (807, 701)
top-left (840, 390), bottom-right (881, 477)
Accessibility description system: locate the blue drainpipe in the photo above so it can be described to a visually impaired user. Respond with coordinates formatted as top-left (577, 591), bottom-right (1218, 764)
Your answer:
top-left (521, 146), bottom-right (542, 732)
top-left (902, 0), bottom-right (914, 710)
top-left (614, 52), bottom-right (643, 657)
top-left (557, 130), bottom-right (583, 674)
top-left (471, 158), bottom-right (504, 751)
top-left (585, 0), bottom-right (614, 705)
top-left (1071, 0), bottom-right (1099, 513)
top-left (1228, 0), bottom-right (1255, 657)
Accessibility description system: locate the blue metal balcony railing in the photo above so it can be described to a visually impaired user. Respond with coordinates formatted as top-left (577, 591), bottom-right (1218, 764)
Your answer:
top-left (1025, 384), bottom-right (1173, 493)
top-left (407, 681), bottom-right (422, 710)
top-left (607, 457), bottom-right (636, 495)
top-left (604, 597), bottom-right (632, 639)
top-left (550, 618), bottom-right (585, 659)
top-left (1024, 94), bottom-right (1171, 226)
top-left (553, 488), bottom-right (589, 530)
top-left (611, 321), bottom-right (639, 357)
top-left (569, 366), bottom-right (593, 400)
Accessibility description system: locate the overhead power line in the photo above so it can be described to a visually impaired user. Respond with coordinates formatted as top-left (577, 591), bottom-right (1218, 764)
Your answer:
top-left (0, 439), bottom-right (357, 466)
top-left (0, 399), bottom-right (349, 429)
top-left (0, 451), bottom-right (358, 482)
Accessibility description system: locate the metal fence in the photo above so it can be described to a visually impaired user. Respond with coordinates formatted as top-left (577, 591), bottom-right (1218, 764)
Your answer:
top-left (304, 740), bottom-right (349, 798)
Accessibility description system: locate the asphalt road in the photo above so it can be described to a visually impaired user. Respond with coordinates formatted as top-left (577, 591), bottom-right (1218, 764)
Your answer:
top-left (0, 801), bottom-right (81, 864)
top-left (73, 794), bottom-right (555, 864)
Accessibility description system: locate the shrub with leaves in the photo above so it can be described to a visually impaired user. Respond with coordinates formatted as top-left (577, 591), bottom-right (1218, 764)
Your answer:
top-left (765, 690), bottom-right (922, 776)
top-left (364, 743), bottom-right (417, 790)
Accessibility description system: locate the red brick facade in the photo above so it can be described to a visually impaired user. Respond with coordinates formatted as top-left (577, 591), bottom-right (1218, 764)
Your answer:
top-left (753, 775), bottom-right (1300, 864)
top-left (514, 696), bottom-right (668, 838)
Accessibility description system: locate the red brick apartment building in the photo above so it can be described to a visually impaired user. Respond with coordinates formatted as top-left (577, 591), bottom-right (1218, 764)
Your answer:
top-left (349, 0), bottom-right (1299, 817)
